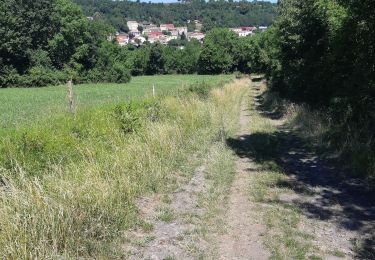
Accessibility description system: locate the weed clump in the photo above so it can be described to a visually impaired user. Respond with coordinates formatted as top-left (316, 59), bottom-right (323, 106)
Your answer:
top-left (184, 82), bottom-right (214, 99)
top-left (113, 103), bottom-right (141, 134)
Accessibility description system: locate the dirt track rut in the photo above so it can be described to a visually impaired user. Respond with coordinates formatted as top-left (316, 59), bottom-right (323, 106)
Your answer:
top-left (216, 92), bottom-right (270, 259)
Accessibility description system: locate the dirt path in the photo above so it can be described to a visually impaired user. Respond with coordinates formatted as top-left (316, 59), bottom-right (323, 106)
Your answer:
top-left (216, 93), bottom-right (270, 259)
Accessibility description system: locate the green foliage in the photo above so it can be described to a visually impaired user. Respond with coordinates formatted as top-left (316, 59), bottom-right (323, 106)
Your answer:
top-left (126, 46), bottom-right (150, 76)
top-left (113, 103), bottom-right (141, 134)
top-left (260, 0), bottom-right (375, 178)
top-left (0, 0), bottom-right (124, 87)
top-left (22, 67), bottom-right (69, 87)
top-left (74, 0), bottom-right (277, 31)
top-left (48, 0), bottom-right (91, 68)
top-left (0, 0), bottom-right (269, 87)
top-left (0, 0), bottom-right (57, 73)
top-left (0, 0), bottom-right (270, 87)
top-left (198, 29), bottom-right (237, 74)
top-left (164, 40), bottom-right (201, 74)
top-left (0, 64), bottom-right (20, 88)
top-left (236, 34), bottom-right (268, 74)
top-left (146, 43), bottom-right (166, 75)
top-left (184, 82), bottom-right (214, 99)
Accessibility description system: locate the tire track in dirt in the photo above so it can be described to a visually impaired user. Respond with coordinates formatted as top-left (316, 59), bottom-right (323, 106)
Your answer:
top-left (124, 164), bottom-right (209, 259)
top-left (216, 90), bottom-right (270, 260)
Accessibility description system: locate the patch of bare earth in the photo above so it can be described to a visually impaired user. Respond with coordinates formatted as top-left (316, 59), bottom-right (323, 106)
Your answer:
top-left (124, 164), bottom-right (209, 259)
top-left (216, 94), bottom-right (270, 260)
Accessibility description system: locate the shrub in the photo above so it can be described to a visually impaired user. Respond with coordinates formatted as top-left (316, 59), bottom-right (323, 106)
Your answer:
top-left (84, 64), bottom-right (131, 84)
top-left (112, 104), bottom-right (141, 134)
top-left (0, 65), bottom-right (20, 88)
top-left (107, 62), bottom-right (131, 83)
top-left (183, 82), bottom-right (214, 99)
top-left (23, 67), bottom-right (68, 87)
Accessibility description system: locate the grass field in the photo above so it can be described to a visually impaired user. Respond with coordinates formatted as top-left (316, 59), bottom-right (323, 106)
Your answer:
top-left (0, 75), bottom-right (244, 258)
top-left (0, 74), bottom-right (233, 130)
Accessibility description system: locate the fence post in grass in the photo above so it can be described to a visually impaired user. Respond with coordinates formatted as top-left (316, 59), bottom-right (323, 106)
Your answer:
top-left (67, 78), bottom-right (75, 114)
top-left (152, 84), bottom-right (155, 98)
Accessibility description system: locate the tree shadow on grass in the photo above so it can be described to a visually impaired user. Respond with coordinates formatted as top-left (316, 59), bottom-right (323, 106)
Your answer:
top-left (226, 123), bottom-right (375, 258)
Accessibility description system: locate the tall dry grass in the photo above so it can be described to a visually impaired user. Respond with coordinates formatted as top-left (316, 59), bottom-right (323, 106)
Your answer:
top-left (0, 78), bottom-right (248, 258)
top-left (260, 83), bottom-right (375, 181)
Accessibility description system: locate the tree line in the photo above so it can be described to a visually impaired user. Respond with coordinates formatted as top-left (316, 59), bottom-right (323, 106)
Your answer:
top-left (257, 0), bottom-right (375, 178)
top-left (74, 0), bottom-right (277, 32)
top-left (0, 0), bottom-right (267, 88)
top-left (122, 29), bottom-right (265, 76)
top-left (0, 0), bottom-right (131, 87)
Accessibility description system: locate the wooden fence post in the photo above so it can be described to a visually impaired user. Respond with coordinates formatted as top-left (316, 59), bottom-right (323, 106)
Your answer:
top-left (67, 79), bottom-right (75, 114)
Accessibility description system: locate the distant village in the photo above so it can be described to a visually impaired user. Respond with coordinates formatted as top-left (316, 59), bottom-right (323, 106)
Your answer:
top-left (105, 19), bottom-right (268, 47)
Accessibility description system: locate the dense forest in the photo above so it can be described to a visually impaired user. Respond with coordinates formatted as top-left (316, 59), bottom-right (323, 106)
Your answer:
top-left (74, 0), bottom-right (277, 32)
top-left (257, 0), bottom-right (375, 178)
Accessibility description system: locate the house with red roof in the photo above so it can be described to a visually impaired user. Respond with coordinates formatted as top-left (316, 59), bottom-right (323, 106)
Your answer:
top-left (160, 24), bottom-right (175, 32)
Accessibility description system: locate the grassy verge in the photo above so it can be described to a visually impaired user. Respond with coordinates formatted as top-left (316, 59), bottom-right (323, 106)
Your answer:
top-left (0, 77), bottom-right (242, 258)
top-left (181, 81), bottom-right (247, 259)
top-left (262, 88), bottom-right (375, 183)
top-left (287, 105), bottom-right (375, 182)
top-left (196, 142), bottom-right (237, 258)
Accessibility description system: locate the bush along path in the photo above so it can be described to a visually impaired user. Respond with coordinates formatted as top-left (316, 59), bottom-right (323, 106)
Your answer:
top-left (223, 78), bottom-right (375, 259)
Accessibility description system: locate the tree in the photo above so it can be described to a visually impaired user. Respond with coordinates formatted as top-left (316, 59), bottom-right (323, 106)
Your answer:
top-left (197, 28), bottom-right (238, 74)
top-left (0, 0), bottom-right (122, 87)
top-left (271, 0), bottom-right (330, 104)
top-left (86, 41), bottom-right (131, 83)
top-left (127, 46), bottom-right (150, 76)
top-left (260, 0), bottom-right (375, 177)
top-left (0, 0), bottom-right (57, 73)
top-left (48, 0), bottom-right (92, 69)
top-left (146, 43), bottom-right (166, 75)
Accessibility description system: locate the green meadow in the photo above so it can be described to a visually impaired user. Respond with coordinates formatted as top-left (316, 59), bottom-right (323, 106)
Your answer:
top-left (0, 74), bottom-right (233, 130)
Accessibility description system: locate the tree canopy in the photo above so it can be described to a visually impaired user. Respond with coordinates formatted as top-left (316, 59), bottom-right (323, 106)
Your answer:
top-left (257, 0), bottom-right (375, 176)
top-left (0, 0), bottom-right (131, 87)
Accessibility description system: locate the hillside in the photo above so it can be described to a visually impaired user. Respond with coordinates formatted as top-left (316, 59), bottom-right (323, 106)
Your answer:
top-left (74, 0), bottom-right (278, 31)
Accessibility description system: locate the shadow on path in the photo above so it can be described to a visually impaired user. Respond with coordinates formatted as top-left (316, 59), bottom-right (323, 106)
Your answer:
top-left (226, 88), bottom-right (375, 258)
